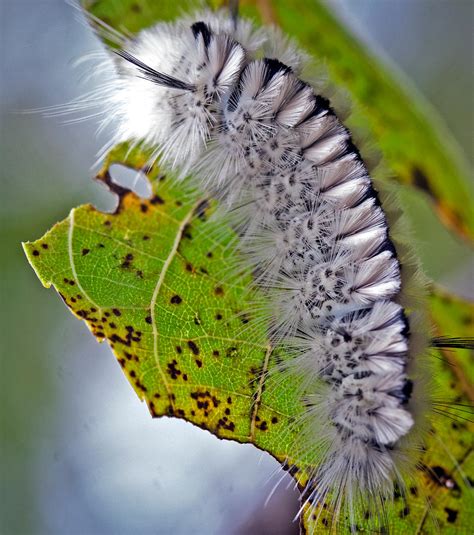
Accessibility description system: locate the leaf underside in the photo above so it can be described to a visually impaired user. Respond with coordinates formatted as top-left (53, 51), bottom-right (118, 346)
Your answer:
top-left (24, 0), bottom-right (474, 533)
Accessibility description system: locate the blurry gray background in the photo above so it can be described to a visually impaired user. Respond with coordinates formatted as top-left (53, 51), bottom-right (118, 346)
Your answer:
top-left (1, 1), bottom-right (472, 534)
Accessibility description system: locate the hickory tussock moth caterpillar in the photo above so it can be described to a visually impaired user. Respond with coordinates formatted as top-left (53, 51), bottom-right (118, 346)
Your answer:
top-left (54, 3), bottom-right (473, 532)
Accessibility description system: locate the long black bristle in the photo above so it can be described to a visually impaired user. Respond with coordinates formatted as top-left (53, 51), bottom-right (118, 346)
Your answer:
top-left (191, 22), bottom-right (212, 48)
top-left (431, 337), bottom-right (474, 350)
top-left (115, 50), bottom-right (195, 91)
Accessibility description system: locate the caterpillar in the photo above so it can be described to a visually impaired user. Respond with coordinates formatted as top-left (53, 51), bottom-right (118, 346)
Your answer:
top-left (56, 4), bottom-right (473, 533)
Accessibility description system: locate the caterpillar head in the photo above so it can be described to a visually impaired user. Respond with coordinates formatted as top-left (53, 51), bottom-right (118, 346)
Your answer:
top-left (113, 20), bottom-right (245, 173)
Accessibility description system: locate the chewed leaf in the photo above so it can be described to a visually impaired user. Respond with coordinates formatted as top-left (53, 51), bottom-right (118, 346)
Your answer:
top-left (24, 144), bottom-right (473, 534)
top-left (83, 0), bottom-right (473, 242)
top-left (23, 143), bottom-right (306, 465)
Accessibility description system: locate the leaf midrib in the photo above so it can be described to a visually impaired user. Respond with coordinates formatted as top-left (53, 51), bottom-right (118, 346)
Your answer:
top-left (149, 199), bottom-right (205, 407)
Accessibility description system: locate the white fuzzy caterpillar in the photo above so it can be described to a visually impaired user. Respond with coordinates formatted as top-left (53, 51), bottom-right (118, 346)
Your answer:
top-left (74, 7), bottom-right (443, 530)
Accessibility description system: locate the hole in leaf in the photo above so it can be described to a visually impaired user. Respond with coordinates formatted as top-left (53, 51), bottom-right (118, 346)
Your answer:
top-left (109, 164), bottom-right (152, 199)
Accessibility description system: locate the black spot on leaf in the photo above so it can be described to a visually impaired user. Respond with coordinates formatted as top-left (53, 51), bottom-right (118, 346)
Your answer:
top-left (445, 508), bottom-right (458, 523)
top-left (150, 194), bottom-right (165, 205)
top-left (188, 340), bottom-right (200, 355)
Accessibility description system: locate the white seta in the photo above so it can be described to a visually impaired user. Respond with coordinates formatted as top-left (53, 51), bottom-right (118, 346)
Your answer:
top-left (75, 8), bottom-right (436, 530)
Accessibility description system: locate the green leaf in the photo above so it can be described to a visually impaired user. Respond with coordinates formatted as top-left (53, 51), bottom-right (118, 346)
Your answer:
top-left (24, 145), bottom-right (473, 533)
top-left (83, 0), bottom-right (186, 41)
top-left (23, 144), bottom-right (306, 461)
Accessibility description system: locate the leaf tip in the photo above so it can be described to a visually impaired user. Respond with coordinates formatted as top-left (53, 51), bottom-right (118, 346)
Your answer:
top-left (22, 240), bottom-right (53, 289)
